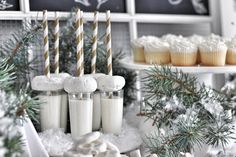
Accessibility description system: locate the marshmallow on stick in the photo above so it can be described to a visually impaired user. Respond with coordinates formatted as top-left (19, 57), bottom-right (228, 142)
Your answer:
top-left (76, 9), bottom-right (82, 77)
top-left (54, 12), bottom-right (60, 74)
top-left (91, 11), bottom-right (99, 74)
top-left (106, 10), bottom-right (112, 76)
top-left (43, 10), bottom-right (50, 78)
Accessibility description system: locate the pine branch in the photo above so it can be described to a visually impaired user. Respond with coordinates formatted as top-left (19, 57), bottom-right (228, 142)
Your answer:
top-left (0, 58), bottom-right (15, 90)
top-left (145, 117), bottom-right (206, 157)
top-left (142, 66), bottom-right (236, 156)
top-left (1, 21), bottom-right (42, 90)
top-left (15, 84), bottom-right (40, 122)
top-left (4, 135), bottom-right (23, 157)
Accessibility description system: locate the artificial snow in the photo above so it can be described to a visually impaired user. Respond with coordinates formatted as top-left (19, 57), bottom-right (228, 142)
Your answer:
top-left (39, 129), bottom-right (73, 156)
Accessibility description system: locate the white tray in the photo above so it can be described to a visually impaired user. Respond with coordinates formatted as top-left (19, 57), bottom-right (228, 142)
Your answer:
top-left (119, 57), bottom-right (236, 74)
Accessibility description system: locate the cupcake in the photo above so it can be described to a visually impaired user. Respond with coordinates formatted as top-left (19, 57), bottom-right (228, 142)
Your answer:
top-left (131, 36), bottom-right (158, 63)
top-left (199, 39), bottom-right (227, 66)
top-left (226, 38), bottom-right (236, 64)
top-left (144, 40), bottom-right (170, 64)
top-left (170, 39), bottom-right (198, 66)
top-left (188, 34), bottom-right (205, 64)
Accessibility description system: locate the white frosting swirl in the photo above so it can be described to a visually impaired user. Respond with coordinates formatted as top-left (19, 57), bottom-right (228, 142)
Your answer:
top-left (170, 39), bottom-right (197, 54)
top-left (188, 34), bottom-right (205, 45)
top-left (131, 36), bottom-right (159, 47)
top-left (199, 39), bottom-right (227, 53)
top-left (144, 40), bottom-right (169, 53)
top-left (226, 38), bottom-right (236, 51)
top-left (205, 33), bottom-right (222, 41)
top-left (161, 34), bottom-right (184, 45)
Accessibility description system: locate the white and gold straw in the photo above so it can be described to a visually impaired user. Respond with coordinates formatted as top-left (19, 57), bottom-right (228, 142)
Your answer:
top-left (54, 12), bottom-right (60, 74)
top-left (80, 11), bottom-right (84, 75)
top-left (43, 10), bottom-right (50, 78)
top-left (106, 10), bottom-right (112, 76)
top-left (76, 9), bottom-right (82, 77)
top-left (91, 11), bottom-right (98, 74)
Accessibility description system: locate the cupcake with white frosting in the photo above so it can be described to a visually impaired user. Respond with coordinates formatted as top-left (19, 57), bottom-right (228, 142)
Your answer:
top-left (144, 40), bottom-right (170, 64)
top-left (170, 39), bottom-right (198, 66)
top-left (199, 39), bottom-right (227, 66)
top-left (226, 38), bottom-right (236, 64)
top-left (188, 34), bottom-right (205, 64)
top-left (131, 36), bottom-right (159, 63)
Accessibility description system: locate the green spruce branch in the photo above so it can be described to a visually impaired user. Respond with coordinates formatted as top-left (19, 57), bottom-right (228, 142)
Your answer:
top-left (1, 21), bottom-right (42, 90)
top-left (142, 66), bottom-right (235, 157)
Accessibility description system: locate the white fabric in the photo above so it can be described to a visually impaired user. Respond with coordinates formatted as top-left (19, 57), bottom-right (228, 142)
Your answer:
top-left (22, 118), bottom-right (49, 157)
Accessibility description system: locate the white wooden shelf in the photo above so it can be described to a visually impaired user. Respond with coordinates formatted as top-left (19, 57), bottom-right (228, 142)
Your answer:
top-left (0, 11), bottom-right (25, 20)
top-left (119, 57), bottom-right (236, 74)
top-left (0, 11), bottom-right (212, 24)
top-left (134, 14), bottom-right (212, 24)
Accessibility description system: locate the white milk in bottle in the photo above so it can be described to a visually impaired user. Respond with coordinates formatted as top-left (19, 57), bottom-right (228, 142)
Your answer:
top-left (101, 90), bottom-right (123, 134)
top-left (38, 91), bottom-right (62, 131)
top-left (92, 91), bottom-right (101, 130)
top-left (69, 93), bottom-right (93, 138)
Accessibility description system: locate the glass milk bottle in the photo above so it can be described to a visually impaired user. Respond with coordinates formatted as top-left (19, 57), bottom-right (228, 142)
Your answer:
top-left (101, 90), bottom-right (124, 134)
top-left (64, 76), bottom-right (97, 139)
top-left (68, 92), bottom-right (93, 138)
top-left (38, 90), bottom-right (62, 131)
top-left (51, 73), bottom-right (71, 132)
top-left (92, 90), bottom-right (102, 130)
top-left (31, 76), bottom-right (63, 131)
top-left (85, 73), bottom-right (105, 131)
top-left (60, 91), bottom-right (68, 131)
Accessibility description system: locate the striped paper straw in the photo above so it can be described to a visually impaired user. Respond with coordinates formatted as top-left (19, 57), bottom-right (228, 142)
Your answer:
top-left (106, 10), bottom-right (112, 76)
top-left (43, 10), bottom-right (50, 78)
top-left (91, 11), bottom-right (98, 74)
top-left (80, 11), bottom-right (84, 75)
top-left (76, 9), bottom-right (82, 77)
top-left (54, 12), bottom-right (60, 74)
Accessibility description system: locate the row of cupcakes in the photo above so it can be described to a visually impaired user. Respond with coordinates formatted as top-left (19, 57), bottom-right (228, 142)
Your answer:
top-left (131, 34), bottom-right (236, 66)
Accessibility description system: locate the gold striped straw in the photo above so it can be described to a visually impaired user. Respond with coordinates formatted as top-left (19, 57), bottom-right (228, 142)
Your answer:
top-left (106, 10), bottom-right (112, 76)
top-left (54, 12), bottom-right (60, 74)
top-left (91, 11), bottom-right (98, 74)
top-left (80, 11), bottom-right (84, 75)
top-left (43, 10), bottom-right (50, 78)
top-left (76, 9), bottom-right (82, 77)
